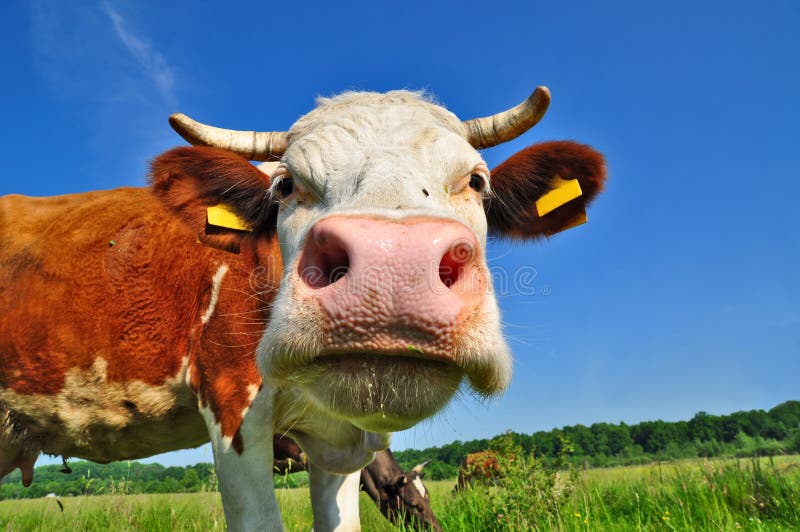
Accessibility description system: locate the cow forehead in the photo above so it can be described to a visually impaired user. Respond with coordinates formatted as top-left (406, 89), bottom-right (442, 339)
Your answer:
top-left (288, 90), bottom-right (465, 140)
top-left (282, 91), bottom-right (485, 210)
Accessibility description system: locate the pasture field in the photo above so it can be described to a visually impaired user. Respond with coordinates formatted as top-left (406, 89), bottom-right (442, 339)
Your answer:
top-left (1, 455), bottom-right (799, 531)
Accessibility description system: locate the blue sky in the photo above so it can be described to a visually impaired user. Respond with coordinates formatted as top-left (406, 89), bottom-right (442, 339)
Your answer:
top-left (2, 1), bottom-right (798, 467)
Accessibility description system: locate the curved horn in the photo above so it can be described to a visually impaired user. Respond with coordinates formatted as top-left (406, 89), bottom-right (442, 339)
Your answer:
top-left (462, 86), bottom-right (551, 149)
top-left (169, 113), bottom-right (289, 161)
top-left (411, 459), bottom-right (432, 474)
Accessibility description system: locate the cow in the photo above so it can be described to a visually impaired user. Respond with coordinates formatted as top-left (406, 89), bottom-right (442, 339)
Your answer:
top-left (0, 86), bottom-right (606, 530)
top-left (272, 435), bottom-right (307, 475)
top-left (273, 436), bottom-right (441, 531)
top-left (456, 450), bottom-right (502, 490)
top-left (360, 449), bottom-right (441, 532)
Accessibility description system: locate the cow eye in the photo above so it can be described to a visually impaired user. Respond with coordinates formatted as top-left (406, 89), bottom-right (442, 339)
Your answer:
top-left (274, 176), bottom-right (294, 199)
top-left (469, 173), bottom-right (487, 193)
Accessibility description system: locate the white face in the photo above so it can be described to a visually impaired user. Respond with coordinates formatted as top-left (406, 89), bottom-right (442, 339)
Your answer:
top-left (257, 91), bottom-right (511, 432)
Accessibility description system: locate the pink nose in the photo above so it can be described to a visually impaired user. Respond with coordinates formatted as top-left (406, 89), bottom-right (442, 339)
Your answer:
top-left (297, 216), bottom-right (486, 357)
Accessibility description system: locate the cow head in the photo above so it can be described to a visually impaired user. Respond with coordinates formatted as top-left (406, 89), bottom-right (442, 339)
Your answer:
top-left (361, 455), bottom-right (441, 531)
top-left (153, 88), bottom-right (606, 433)
top-left (399, 460), bottom-right (442, 531)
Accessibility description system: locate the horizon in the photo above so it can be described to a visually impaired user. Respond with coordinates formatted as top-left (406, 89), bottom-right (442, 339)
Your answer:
top-left (1, 397), bottom-right (794, 473)
top-left (122, 397), bottom-right (800, 467)
top-left (1, 1), bottom-right (798, 469)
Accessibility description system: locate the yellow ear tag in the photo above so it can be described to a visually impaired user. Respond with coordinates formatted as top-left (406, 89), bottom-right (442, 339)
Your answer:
top-left (545, 209), bottom-right (588, 236)
top-left (535, 176), bottom-right (583, 217)
top-left (207, 205), bottom-right (252, 232)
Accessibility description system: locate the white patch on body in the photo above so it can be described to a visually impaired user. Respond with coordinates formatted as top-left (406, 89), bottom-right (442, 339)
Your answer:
top-left (240, 384), bottom-right (260, 419)
top-left (0, 356), bottom-right (205, 463)
top-left (199, 404), bottom-right (234, 453)
top-left (201, 264), bottom-right (229, 325)
top-left (202, 388), bottom-right (283, 530)
top-left (309, 461), bottom-right (362, 532)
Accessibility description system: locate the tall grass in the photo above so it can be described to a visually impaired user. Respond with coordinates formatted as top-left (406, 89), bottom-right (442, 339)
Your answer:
top-left (0, 493), bottom-right (226, 531)
top-left (0, 490), bottom-right (401, 531)
top-left (441, 451), bottom-right (800, 531)
top-left (1, 456), bottom-right (798, 530)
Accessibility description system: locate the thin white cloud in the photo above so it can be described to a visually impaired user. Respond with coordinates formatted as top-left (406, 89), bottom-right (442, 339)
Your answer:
top-left (27, 1), bottom-right (182, 188)
top-left (102, 2), bottom-right (175, 105)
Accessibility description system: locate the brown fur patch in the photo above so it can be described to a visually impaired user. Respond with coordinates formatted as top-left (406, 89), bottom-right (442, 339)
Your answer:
top-left (0, 189), bottom-right (200, 396)
top-left (189, 244), bottom-right (282, 453)
top-left (0, 180), bottom-right (283, 464)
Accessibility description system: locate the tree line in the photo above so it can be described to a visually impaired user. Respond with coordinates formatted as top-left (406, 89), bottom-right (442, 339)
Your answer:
top-left (392, 400), bottom-right (800, 479)
top-left (1, 400), bottom-right (798, 498)
top-left (0, 459), bottom-right (310, 500)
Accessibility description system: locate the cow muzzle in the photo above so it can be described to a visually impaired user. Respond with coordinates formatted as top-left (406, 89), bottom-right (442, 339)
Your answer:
top-left (299, 215), bottom-right (486, 356)
top-left (276, 215), bottom-right (491, 431)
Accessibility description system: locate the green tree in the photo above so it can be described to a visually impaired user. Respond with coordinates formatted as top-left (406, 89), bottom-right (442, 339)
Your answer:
top-left (769, 400), bottom-right (800, 429)
top-left (181, 468), bottom-right (201, 491)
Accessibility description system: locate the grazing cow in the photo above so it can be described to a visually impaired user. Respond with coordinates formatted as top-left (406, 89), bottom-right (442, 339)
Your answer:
top-left (272, 435), bottom-right (307, 474)
top-left (456, 450), bottom-right (502, 490)
top-left (273, 436), bottom-right (440, 531)
top-left (0, 87), bottom-right (606, 530)
top-left (360, 449), bottom-right (441, 532)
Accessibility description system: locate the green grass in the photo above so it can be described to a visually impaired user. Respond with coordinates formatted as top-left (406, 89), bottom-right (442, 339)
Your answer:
top-left (439, 455), bottom-right (800, 531)
top-left (2, 456), bottom-right (799, 530)
top-left (0, 490), bottom-right (401, 531)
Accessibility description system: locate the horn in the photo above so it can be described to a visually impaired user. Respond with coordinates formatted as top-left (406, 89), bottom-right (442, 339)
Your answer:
top-left (169, 113), bottom-right (289, 161)
top-left (412, 459), bottom-right (432, 474)
top-left (462, 86), bottom-right (551, 149)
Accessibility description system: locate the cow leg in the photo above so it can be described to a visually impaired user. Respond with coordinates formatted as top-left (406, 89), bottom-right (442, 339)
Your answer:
top-left (275, 392), bottom-right (390, 530)
top-left (308, 461), bottom-right (362, 532)
top-left (0, 441), bottom-right (39, 487)
top-left (211, 440), bottom-right (283, 531)
top-left (202, 392), bottom-right (283, 531)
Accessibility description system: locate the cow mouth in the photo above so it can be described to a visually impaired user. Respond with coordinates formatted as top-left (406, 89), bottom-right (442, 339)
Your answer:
top-left (288, 352), bottom-right (464, 432)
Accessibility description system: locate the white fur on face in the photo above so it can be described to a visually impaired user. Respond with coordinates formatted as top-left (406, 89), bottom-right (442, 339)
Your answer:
top-left (258, 91), bottom-right (512, 428)
top-left (273, 91), bottom-right (490, 259)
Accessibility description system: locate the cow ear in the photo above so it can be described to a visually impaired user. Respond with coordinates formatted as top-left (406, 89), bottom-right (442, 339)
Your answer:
top-left (484, 141), bottom-right (607, 239)
top-left (150, 146), bottom-right (277, 253)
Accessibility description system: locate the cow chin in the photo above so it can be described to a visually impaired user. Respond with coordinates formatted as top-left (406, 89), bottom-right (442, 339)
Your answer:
top-left (259, 286), bottom-right (513, 430)
top-left (285, 354), bottom-right (463, 432)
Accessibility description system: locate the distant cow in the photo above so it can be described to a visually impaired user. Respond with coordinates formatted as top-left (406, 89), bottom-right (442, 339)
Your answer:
top-left (273, 436), bottom-right (440, 531)
top-left (0, 87), bottom-right (606, 530)
top-left (272, 435), bottom-right (307, 475)
top-left (361, 449), bottom-right (442, 532)
top-left (456, 450), bottom-right (502, 490)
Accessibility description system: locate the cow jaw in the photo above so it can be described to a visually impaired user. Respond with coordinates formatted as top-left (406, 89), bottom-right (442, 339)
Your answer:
top-left (258, 271), bottom-right (512, 432)
top-left (286, 354), bottom-right (462, 432)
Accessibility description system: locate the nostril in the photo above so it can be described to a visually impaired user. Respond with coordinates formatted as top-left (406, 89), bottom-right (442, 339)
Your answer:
top-left (438, 240), bottom-right (475, 289)
top-left (299, 232), bottom-right (350, 289)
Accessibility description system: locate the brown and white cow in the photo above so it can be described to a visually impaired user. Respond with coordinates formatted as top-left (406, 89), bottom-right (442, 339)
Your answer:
top-left (456, 450), bottom-right (502, 490)
top-left (272, 435), bottom-right (308, 475)
top-left (0, 87), bottom-right (605, 530)
top-left (273, 436), bottom-right (441, 531)
top-left (360, 449), bottom-right (441, 532)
